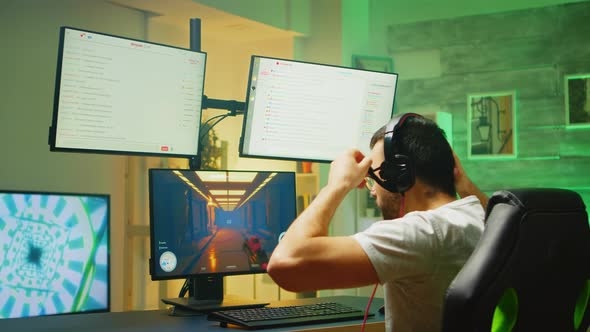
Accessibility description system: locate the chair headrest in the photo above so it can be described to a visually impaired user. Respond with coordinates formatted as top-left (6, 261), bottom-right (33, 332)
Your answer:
top-left (485, 188), bottom-right (586, 219)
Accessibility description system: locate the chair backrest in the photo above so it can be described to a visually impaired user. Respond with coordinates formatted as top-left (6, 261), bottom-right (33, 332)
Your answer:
top-left (442, 188), bottom-right (590, 332)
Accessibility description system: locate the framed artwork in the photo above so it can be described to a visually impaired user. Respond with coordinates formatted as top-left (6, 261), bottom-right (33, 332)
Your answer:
top-left (565, 74), bottom-right (590, 128)
top-left (352, 55), bottom-right (394, 73)
top-left (467, 91), bottom-right (517, 159)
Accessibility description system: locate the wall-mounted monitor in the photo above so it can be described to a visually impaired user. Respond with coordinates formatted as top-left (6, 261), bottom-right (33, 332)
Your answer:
top-left (240, 56), bottom-right (398, 162)
top-left (148, 169), bottom-right (296, 311)
top-left (49, 26), bottom-right (206, 158)
top-left (0, 190), bottom-right (110, 318)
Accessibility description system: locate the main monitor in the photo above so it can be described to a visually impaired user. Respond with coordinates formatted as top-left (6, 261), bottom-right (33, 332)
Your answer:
top-left (240, 55), bottom-right (398, 163)
top-left (148, 169), bottom-right (297, 312)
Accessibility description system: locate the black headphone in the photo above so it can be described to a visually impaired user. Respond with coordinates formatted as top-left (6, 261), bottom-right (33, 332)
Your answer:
top-left (377, 112), bottom-right (423, 194)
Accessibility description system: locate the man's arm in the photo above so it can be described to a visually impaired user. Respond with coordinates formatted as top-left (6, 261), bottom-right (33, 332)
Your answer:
top-left (453, 152), bottom-right (488, 208)
top-left (266, 149), bottom-right (379, 292)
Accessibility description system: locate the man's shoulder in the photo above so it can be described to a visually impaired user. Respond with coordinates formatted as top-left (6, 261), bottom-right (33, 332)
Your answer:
top-left (405, 196), bottom-right (485, 228)
top-left (362, 213), bottom-right (439, 237)
top-left (360, 196), bottom-right (484, 233)
top-left (432, 196), bottom-right (485, 217)
top-left (452, 195), bottom-right (484, 206)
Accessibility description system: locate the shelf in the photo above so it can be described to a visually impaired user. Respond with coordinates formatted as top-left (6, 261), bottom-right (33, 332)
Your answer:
top-left (295, 172), bottom-right (319, 215)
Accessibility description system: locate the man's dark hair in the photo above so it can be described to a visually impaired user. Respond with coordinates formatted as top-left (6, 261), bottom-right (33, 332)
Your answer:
top-left (370, 116), bottom-right (456, 197)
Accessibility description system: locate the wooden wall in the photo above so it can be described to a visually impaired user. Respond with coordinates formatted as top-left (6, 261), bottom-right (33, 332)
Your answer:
top-left (387, 2), bottom-right (590, 212)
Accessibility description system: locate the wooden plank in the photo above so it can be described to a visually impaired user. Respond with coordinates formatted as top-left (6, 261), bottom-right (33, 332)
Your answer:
top-left (558, 2), bottom-right (590, 36)
top-left (555, 38), bottom-right (590, 64)
top-left (387, 3), bottom-right (589, 53)
top-left (551, 2), bottom-right (590, 65)
top-left (452, 7), bottom-right (559, 46)
top-left (518, 126), bottom-right (562, 158)
top-left (512, 96), bottom-right (563, 158)
top-left (560, 129), bottom-right (590, 157)
top-left (395, 67), bottom-right (556, 108)
top-left (513, 126), bottom-right (590, 158)
top-left (441, 36), bottom-right (554, 75)
top-left (518, 97), bottom-right (564, 128)
top-left (463, 157), bottom-right (590, 191)
top-left (387, 20), bottom-right (452, 53)
top-left (388, 6), bottom-right (559, 52)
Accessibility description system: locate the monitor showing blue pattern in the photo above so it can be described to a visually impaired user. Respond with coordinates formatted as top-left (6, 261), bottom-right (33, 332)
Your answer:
top-left (0, 191), bottom-right (110, 318)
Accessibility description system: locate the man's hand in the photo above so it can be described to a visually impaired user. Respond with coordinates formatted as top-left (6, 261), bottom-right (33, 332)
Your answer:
top-left (327, 149), bottom-right (372, 192)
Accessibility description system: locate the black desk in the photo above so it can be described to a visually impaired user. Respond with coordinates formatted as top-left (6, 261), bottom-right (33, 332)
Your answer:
top-left (0, 296), bottom-right (385, 332)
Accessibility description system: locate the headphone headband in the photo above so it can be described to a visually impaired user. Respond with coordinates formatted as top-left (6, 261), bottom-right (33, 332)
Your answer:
top-left (383, 112), bottom-right (422, 162)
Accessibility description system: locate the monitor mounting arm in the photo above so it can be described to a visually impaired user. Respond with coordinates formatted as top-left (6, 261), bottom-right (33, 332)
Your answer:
top-left (192, 96), bottom-right (245, 169)
top-left (188, 18), bottom-right (246, 170)
top-left (202, 96), bottom-right (245, 116)
top-left (197, 96), bottom-right (245, 160)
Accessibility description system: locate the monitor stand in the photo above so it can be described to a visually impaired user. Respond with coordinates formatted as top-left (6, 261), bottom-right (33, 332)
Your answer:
top-left (162, 275), bottom-right (269, 313)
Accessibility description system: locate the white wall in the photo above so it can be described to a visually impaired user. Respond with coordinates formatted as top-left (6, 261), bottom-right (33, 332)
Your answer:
top-left (0, 0), bottom-right (147, 312)
top-left (193, 0), bottom-right (311, 34)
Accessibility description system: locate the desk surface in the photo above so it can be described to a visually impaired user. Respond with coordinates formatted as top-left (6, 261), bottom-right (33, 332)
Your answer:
top-left (0, 296), bottom-right (385, 332)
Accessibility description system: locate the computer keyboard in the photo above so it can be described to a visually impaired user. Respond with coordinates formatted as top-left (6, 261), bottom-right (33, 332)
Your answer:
top-left (207, 301), bottom-right (369, 329)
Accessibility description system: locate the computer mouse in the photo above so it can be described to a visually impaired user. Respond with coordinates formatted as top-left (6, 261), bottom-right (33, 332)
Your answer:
top-left (378, 305), bottom-right (385, 314)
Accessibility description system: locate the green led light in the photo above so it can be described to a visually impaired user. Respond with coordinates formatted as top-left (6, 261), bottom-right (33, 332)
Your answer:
top-left (492, 287), bottom-right (518, 332)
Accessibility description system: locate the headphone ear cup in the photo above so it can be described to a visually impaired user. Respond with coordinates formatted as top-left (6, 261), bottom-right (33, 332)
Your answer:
top-left (392, 154), bottom-right (415, 193)
top-left (378, 160), bottom-right (400, 193)
top-left (379, 161), bottom-right (393, 182)
top-left (379, 155), bottom-right (415, 193)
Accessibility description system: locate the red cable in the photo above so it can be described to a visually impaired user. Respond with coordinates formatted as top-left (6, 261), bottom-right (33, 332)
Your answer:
top-left (360, 283), bottom-right (379, 332)
top-left (360, 195), bottom-right (405, 331)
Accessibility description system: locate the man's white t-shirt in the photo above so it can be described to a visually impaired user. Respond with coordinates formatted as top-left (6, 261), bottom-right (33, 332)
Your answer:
top-left (353, 195), bottom-right (485, 332)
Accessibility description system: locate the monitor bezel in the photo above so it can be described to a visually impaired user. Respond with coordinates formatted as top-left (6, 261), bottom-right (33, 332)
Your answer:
top-left (147, 168), bottom-right (297, 281)
top-left (0, 189), bottom-right (111, 316)
top-left (239, 55), bottom-right (398, 163)
top-left (49, 26), bottom-right (207, 159)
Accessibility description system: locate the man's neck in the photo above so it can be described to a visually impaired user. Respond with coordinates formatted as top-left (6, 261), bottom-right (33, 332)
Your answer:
top-left (403, 180), bottom-right (456, 213)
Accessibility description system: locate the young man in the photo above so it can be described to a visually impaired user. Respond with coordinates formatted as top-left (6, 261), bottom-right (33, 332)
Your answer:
top-left (267, 114), bottom-right (486, 332)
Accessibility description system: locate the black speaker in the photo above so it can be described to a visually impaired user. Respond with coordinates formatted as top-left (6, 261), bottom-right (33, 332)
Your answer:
top-left (378, 113), bottom-right (423, 193)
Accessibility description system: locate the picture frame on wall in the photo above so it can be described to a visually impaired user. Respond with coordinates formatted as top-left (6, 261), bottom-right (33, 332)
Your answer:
top-left (351, 55), bottom-right (394, 73)
top-left (467, 91), bottom-right (517, 159)
top-left (565, 74), bottom-right (590, 128)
